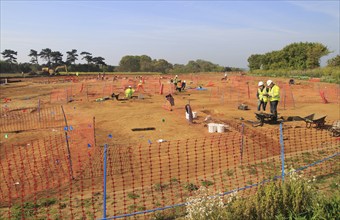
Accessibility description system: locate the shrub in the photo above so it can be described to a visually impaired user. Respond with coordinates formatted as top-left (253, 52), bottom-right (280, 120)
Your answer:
top-left (183, 169), bottom-right (339, 219)
top-left (225, 169), bottom-right (338, 219)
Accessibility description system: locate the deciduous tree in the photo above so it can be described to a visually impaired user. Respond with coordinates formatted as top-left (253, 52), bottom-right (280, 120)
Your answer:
top-left (119, 55), bottom-right (140, 72)
top-left (152, 59), bottom-right (172, 73)
top-left (140, 55), bottom-right (153, 72)
top-left (248, 42), bottom-right (330, 70)
top-left (327, 55), bottom-right (340, 67)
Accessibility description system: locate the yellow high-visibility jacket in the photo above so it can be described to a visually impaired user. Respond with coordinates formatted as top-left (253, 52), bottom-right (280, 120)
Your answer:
top-left (258, 87), bottom-right (268, 102)
top-left (269, 84), bottom-right (280, 101)
top-left (125, 88), bottom-right (135, 98)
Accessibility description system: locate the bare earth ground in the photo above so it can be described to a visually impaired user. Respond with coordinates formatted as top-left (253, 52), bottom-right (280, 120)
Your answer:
top-left (0, 73), bottom-right (339, 219)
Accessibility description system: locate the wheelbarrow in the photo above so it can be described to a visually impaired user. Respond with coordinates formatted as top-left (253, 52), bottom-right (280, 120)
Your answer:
top-left (301, 114), bottom-right (327, 129)
top-left (252, 112), bottom-right (277, 127)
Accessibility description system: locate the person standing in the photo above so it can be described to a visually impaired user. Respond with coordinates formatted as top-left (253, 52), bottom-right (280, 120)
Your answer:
top-left (136, 80), bottom-right (145, 92)
top-left (266, 80), bottom-right (280, 120)
top-left (256, 81), bottom-right (268, 111)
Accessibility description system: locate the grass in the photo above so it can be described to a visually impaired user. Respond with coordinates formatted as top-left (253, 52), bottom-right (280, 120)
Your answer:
top-left (127, 192), bottom-right (140, 200)
top-left (224, 169), bottom-right (234, 177)
top-left (184, 183), bottom-right (199, 192)
top-left (154, 183), bottom-right (168, 192)
top-left (247, 166), bottom-right (258, 175)
top-left (201, 180), bottom-right (214, 187)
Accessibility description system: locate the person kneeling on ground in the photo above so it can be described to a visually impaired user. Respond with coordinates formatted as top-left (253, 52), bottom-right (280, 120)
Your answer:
top-left (181, 80), bottom-right (186, 91)
top-left (125, 86), bottom-right (135, 99)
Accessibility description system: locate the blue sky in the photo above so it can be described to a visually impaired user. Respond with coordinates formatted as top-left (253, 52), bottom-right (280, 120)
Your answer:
top-left (1, 1), bottom-right (339, 68)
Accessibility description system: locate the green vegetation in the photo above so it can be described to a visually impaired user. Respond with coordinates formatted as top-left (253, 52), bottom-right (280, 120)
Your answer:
top-left (246, 42), bottom-right (339, 83)
top-left (184, 183), bottom-right (199, 192)
top-left (248, 42), bottom-right (330, 70)
top-left (9, 198), bottom-right (57, 220)
top-left (127, 192), bottom-right (140, 200)
top-left (1, 48), bottom-right (238, 74)
top-left (154, 183), bottom-right (168, 192)
top-left (182, 171), bottom-right (340, 220)
top-left (247, 42), bottom-right (339, 83)
top-left (249, 67), bottom-right (340, 83)
top-left (201, 180), bottom-right (214, 187)
top-left (224, 169), bottom-right (234, 177)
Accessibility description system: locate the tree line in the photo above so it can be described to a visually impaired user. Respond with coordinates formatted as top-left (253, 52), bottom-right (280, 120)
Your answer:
top-left (0, 48), bottom-right (113, 74)
top-left (1, 42), bottom-right (339, 74)
top-left (0, 48), bottom-right (242, 74)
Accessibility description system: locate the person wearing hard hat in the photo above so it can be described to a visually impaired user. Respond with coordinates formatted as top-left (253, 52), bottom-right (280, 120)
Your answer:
top-left (181, 80), bottom-right (187, 91)
top-left (266, 80), bottom-right (280, 120)
top-left (125, 86), bottom-right (135, 99)
top-left (173, 75), bottom-right (179, 87)
top-left (256, 81), bottom-right (268, 111)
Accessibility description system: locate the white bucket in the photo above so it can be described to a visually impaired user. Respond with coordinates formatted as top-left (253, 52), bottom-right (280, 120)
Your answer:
top-left (186, 112), bottom-right (197, 120)
top-left (208, 123), bottom-right (217, 133)
top-left (217, 124), bottom-right (225, 133)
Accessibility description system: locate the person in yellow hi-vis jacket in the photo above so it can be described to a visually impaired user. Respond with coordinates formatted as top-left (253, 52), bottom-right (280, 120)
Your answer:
top-left (266, 80), bottom-right (280, 120)
top-left (256, 81), bottom-right (268, 111)
top-left (125, 86), bottom-right (135, 99)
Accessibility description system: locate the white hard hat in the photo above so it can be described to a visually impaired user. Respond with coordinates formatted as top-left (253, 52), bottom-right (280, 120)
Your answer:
top-left (258, 81), bottom-right (264, 86)
top-left (266, 80), bottom-right (273, 86)
top-left (183, 80), bottom-right (186, 83)
top-left (175, 75), bottom-right (178, 77)
top-left (128, 85), bottom-right (131, 88)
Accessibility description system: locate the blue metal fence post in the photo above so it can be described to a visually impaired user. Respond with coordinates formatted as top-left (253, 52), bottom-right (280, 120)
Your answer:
top-left (279, 123), bottom-right (285, 182)
top-left (103, 144), bottom-right (108, 219)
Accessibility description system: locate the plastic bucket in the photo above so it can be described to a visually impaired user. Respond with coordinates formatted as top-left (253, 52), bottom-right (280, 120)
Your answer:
top-left (186, 112), bottom-right (197, 120)
top-left (217, 124), bottom-right (225, 133)
top-left (208, 123), bottom-right (217, 133)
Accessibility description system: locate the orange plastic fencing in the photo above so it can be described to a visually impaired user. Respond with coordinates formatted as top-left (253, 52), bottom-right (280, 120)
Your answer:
top-left (0, 106), bottom-right (65, 132)
top-left (42, 75), bottom-right (339, 109)
top-left (0, 122), bottom-right (339, 219)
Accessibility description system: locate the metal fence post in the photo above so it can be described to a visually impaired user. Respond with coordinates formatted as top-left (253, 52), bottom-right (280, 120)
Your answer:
top-left (103, 144), bottom-right (108, 219)
top-left (279, 123), bottom-right (285, 182)
top-left (61, 105), bottom-right (74, 179)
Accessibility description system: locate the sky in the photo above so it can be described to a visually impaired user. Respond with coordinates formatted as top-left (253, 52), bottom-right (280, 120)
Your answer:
top-left (1, 0), bottom-right (339, 69)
